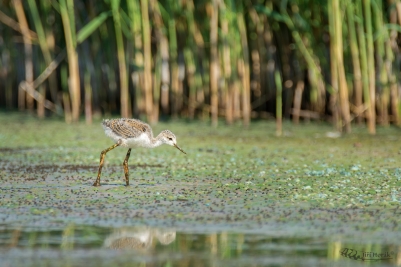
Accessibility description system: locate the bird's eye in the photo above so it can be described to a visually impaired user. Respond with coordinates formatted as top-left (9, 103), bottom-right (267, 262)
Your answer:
top-left (168, 137), bottom-right (172, 141)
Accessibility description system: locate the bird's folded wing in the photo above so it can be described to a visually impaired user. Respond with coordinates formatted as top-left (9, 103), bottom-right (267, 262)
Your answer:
top-left (108, 120), bottom-right (144, 138)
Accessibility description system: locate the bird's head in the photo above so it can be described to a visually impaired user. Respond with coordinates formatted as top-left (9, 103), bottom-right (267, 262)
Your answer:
top-left (160, 130), bottom-right (186, 154)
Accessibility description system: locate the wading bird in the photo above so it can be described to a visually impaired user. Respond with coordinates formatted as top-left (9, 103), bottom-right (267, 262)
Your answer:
top-left (93, 118), bottom-right (186, 186)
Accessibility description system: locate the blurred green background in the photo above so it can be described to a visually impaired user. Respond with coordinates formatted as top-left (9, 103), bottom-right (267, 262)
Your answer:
top-left (1, 0), bottom-right (401, 134)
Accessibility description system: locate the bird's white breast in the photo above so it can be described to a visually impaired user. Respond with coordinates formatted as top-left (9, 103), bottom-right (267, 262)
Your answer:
top-left (125, 133), bottom-right (152, 148)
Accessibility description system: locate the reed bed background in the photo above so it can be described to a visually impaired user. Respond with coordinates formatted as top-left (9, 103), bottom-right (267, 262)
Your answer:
top-left (1, 0), bottom-right (401, 134)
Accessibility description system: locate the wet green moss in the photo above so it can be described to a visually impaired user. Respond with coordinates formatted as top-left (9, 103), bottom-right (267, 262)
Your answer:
top-left (0, 113), bottom-right (400, 240)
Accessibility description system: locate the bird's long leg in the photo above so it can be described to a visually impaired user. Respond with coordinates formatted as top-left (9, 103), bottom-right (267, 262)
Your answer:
top-left (123, 148), bottom-right (132, 186)
top-left (93, 141), bottom-right (121, 186)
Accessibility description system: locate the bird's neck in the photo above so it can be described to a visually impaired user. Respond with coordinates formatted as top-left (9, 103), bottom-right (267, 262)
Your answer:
top-left (150, 133), bottom-right (164, 148)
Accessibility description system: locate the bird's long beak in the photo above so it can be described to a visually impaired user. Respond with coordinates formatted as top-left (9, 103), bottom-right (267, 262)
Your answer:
top-left (174, 144), bottom-right (186, 154)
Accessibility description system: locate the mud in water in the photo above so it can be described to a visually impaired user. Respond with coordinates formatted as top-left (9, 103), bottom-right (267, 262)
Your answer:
top-left (0, 113), bottom-right (401, 266)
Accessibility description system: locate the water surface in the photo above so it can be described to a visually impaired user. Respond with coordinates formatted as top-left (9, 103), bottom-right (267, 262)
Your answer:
top-left (0, 225), bottom-right (399, 267)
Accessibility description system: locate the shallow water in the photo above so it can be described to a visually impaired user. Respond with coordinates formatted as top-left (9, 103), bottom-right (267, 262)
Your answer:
top-left (0, 225), bottom-right (399, 267)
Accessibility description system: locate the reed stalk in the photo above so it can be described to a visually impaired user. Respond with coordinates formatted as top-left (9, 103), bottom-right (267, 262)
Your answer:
top-left (141, 0), bottom-right (153, 122)
top-left (153, 53), bottom-right (161, 123)
top-left (84, 71), bottom-right (92, 124)
top-left (372, 0), bottom-right (389, 125)
top-left (0, 9), bottom-right (37, 40)
top-left (127, 0), bottom-right (144, 117)
top-left (183, 1), bottom-right (196, 118)
top-left (27, 0), bottom-right (52, 63)
top-left (292, 81), bottom-right (304, 124)
top-left (263, 1), bottom-right (276, 113)
top-left (275, 70), bottom-right (282, 136)
top-left (389, 0), bottom-right (399, 125)
top-left (355, 0), bottom-right (370, 127)
top-left (110, 0), bottom-right (130, 118)
top-left (186, 0), bottom-right (206, 119)
top-left (59, 0), bottom-right (80, 122)
top-left (334, 0), bottom-right (351, 132)
top-left (280, 4), bottom-right (324, 113)
top-left (37, 84), bottom-right (46, 118)
top-left (13, 0), bottom-right (33, 111)
top-left (160, 34), bottom-right (170, 115)
top-left (220, 1), bottom-right (232, 124)
top-left (27, 0), bottom-right (57, 117)
top-left (346, 2), bottom-right (363, 124)
top-left (184, 48), bottom-right (197, 119)
top-left (39, 0), bottom-right (59, 106)
top-left (60, 65), bottom-right (70, 123)
top-left (364, 0), bottom-right (376, 134)
top-left (151, 0), bottom-right (167, 122)
top-left (209, 0), bottom-right (219, 127)
top-left (237, 8), bottom-right (251, 127)
top-left (328, 0), bottom-right (340, 129)
top-left (169, 18), bottom-right (179, 119)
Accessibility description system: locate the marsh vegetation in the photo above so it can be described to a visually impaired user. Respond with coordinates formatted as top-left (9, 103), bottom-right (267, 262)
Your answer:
top-left (1, 0), bottom-right (401, 134)
top-left (0, 113), bottom-right (400, 266)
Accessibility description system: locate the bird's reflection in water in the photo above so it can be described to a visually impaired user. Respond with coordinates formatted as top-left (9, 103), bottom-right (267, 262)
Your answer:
top-left (103, 227), bottom-right (176, 250)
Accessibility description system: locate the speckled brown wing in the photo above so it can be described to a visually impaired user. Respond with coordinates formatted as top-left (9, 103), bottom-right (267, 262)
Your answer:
top-left (103, 118), bottom-right (151, 139)
top-left (124, 119), bottom-right (152, 136)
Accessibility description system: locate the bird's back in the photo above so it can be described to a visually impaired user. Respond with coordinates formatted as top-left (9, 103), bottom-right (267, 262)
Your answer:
top-left (102, 118), bottom-right (153, 145)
